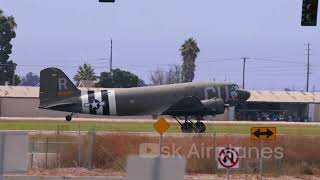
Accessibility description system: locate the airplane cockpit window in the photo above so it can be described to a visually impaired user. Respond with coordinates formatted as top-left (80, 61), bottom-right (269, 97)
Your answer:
top-left (205, 87), bottom-right (217, 99)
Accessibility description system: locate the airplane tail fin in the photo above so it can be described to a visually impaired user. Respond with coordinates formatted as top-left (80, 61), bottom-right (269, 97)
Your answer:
top-left (39, 67), bottom-right (80, 107)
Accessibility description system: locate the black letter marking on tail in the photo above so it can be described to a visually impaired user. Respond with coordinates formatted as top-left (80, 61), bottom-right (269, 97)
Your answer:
top-left (58, 78), bottom-right (68, 90)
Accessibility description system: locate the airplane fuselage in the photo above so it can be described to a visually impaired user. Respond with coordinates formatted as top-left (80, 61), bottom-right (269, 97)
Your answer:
top-left (49, 81), bottom-right (247, 116)
top-left (39, 67), bottom-right (250, 133)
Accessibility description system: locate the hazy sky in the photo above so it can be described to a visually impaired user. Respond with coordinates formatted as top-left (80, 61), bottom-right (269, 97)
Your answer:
top-left (1, 0), bottom-right (319, 90)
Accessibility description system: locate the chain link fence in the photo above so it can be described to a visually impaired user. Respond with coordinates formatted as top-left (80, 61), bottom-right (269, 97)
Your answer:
top-left (28, 127), bottom-right (320, 178)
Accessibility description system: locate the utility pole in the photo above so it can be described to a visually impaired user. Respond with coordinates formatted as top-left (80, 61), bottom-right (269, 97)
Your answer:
top-left (110, 39), bottom-right (113, 73)
top-left (306, 43), bottom-right (310, 92)
top-left (242, 57), bottom-right (248, 89)
top-left (305, 43), bottom-right (311, 122)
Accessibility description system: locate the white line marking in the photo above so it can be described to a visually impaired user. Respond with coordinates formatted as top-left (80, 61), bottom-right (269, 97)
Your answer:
top-left (81, 90), bottom-right (89, 114)
top-left (108, 90), bottom-right (117, 115)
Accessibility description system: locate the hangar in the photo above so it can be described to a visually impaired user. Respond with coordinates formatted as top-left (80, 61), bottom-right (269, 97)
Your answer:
top-left (0, 86), bottom-right (66, 117)
top-left (235, 91), bottom-right (320, 122)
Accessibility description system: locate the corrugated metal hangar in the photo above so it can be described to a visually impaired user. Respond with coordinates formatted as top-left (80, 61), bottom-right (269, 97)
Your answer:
top-left (0, 86), bottom-right (319, 121)
top-left (235, 91), bottom-right (320, 122)
top-left (0, 86), bottom-right (66, 117)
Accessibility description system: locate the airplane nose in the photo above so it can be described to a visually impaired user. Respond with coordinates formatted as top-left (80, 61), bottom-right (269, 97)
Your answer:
top-left (236, 90), bottom-right (251, 101)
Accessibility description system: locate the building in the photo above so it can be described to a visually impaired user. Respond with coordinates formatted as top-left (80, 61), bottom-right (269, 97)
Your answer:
top-left (77, 80), bottom-right (96, 88)
top-left (234, 90), bottom-right (320, 122)
top-left (0, 86), bottom-right (67, 117)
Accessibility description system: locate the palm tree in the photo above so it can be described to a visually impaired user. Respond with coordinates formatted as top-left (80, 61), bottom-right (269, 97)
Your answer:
top-left (74, 63), bottom-right (97, 86)
top-left (179, 38), bottom-right (200, 82)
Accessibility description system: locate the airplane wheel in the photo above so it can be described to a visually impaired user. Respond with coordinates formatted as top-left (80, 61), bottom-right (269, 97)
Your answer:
top-left (66, 115), bottom-right (72, 121)
top-left (195, 122), bottom-right (206, 133)
top-left (181, 122), bottom-right (193, 133)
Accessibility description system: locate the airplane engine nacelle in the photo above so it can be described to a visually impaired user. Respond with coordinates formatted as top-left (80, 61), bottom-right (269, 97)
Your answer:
top-left (201, 98), bottom-right (225, 115)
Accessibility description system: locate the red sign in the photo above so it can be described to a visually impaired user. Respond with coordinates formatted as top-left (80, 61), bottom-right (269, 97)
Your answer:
top-left (217, 147), bottom-right (240, 169)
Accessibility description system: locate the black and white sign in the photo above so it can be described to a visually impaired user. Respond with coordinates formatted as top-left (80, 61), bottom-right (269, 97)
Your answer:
top-left (217, 147), bottom-right (240, 169)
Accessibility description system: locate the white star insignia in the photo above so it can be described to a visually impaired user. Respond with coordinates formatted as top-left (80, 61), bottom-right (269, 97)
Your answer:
top-left (91, 101), bottom-right (99, 109)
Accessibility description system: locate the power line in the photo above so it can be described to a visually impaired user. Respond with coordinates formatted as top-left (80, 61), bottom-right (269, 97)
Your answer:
top-left (250, 58), bottom-right (305, 65)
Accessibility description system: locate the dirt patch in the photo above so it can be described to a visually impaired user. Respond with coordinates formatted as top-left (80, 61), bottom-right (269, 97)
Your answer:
top-left (27, 169), bottom-right (320, 180)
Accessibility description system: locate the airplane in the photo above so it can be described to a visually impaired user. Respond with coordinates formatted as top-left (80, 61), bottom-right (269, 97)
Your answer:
top-left (38, 67), bottom-right (250, 133)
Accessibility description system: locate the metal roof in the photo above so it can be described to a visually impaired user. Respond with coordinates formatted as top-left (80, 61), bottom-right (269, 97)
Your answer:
top-left (77, 80), bottom-right (97, 88)
top-left (0, 86), bottom-right (39, 98)
top-left (248, 90), bottom-right (320, 104)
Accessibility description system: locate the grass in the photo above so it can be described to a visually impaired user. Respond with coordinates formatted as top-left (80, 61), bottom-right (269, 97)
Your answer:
top-left (1, 120), bottom-right (320, 135)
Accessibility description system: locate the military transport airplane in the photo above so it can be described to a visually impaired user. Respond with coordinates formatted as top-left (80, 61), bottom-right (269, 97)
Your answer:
top-left (39, 68), bottom-right (250, 133)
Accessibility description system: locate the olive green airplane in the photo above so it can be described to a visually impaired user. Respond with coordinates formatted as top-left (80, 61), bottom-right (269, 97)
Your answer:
top-left (39, 67), bottom-right (250, 133)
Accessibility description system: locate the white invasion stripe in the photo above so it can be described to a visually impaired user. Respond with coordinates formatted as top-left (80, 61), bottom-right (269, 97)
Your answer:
top-left (81, 90), bottom-right (89, 114)
top-left (108, 90), bottom-right (117, 115)
top-left (95, 91), bottom-right (103, 115)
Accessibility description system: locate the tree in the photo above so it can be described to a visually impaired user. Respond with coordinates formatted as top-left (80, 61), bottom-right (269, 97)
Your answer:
top-left (165, 65), bottom-right (182, 84)
top-left (73, 63), bottom-right (97, 86)
top-left (138, 78), bottom-right (147, 87)
top-left (150, 65), bottom-right (182, 85)
top-left (150, 68), bottom-right (166, 85)
top-left (98, 68), bottom-right (140, 88)
top-left (0, 9), bottom-right (19, 85)
top-left (20, 72), bottom-right (39, 86)
top-left (180, 38), bottom-right (200, 82)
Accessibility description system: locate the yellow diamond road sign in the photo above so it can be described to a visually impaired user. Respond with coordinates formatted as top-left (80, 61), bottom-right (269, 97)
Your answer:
top-left (153, 117), bottom-right (170, 134)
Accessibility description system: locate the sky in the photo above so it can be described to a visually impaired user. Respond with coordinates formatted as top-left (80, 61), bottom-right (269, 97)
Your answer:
top-left (0, 0), bottom-right (319, 91)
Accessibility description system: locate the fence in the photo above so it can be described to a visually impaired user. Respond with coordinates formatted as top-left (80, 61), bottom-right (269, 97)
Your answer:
top-left (30, 125), bottom-right (93, 169)
top-left (28, 127), bottom-right (320, 178)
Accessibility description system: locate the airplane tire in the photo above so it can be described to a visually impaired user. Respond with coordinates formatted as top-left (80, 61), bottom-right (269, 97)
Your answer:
top-left (181, 122), bottom-right (193, 133)
top-left (195, 122), bottom-right (206, 133)
top-left (66, 115), bottom-right (72, 121)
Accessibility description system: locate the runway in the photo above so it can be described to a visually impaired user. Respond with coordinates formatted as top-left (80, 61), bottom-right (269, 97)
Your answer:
top-left (1, 117), bottom-right (320, 126)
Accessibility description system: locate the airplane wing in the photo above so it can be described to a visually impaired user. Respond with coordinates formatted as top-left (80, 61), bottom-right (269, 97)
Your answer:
top-left (161, 96), bottom-right (207, 116)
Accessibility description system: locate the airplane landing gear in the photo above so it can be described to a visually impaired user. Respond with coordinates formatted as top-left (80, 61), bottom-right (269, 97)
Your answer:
top-left (65, 112), bottom-right (74, 121)
top-left (194, 117), bottom-right (206, 133)
top-left (195, 122), bottom-right (206, 133)
top-left (174, 116), bottom-right (206, 133)
top-left (181, 122), bottom-right (193, 133)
